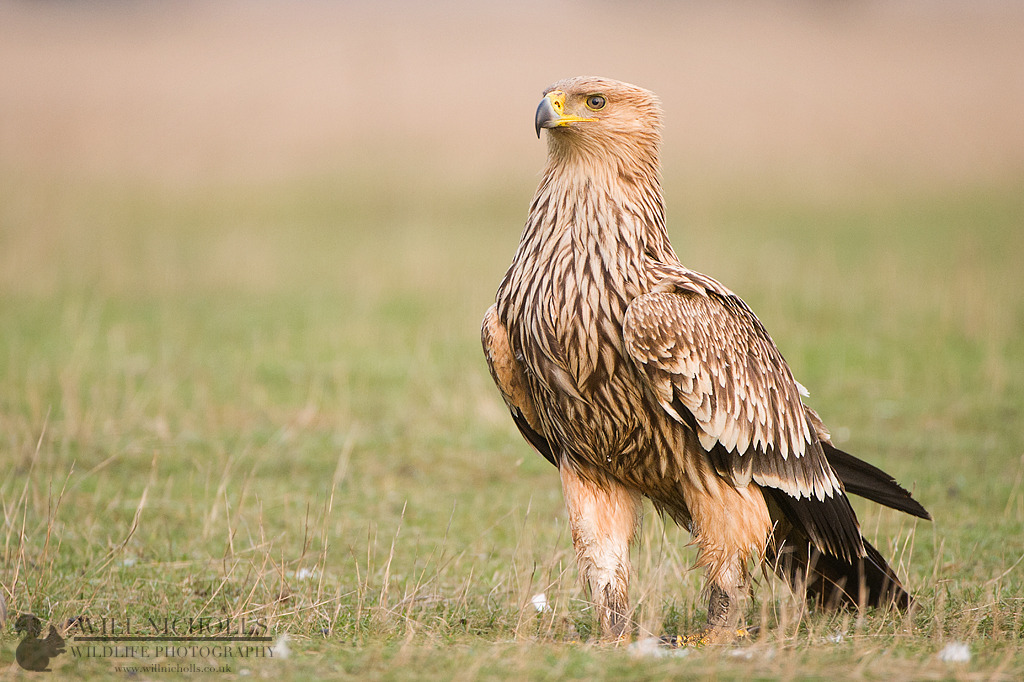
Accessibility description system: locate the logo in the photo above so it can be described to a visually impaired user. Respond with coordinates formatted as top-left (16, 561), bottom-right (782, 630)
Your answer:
top-left (10, 611), bottom-right (279, 674)
top-left (15, 613), bottom-right (66, 672)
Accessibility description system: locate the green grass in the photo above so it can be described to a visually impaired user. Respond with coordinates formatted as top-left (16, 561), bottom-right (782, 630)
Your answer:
top-left (1, 167), bottom-right (1023, 679)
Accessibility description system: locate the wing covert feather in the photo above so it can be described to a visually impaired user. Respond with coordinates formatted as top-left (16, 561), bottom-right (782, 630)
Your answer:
top-left (623, 274), bottom-right (841, 501)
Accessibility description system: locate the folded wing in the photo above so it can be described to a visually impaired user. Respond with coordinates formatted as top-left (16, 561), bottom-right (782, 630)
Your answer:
top-left (622, 270), bottom-right (865, 563)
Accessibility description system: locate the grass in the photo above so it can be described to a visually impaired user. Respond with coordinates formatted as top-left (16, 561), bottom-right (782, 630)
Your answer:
top-left (1, 166), bottom-right (1023, 679)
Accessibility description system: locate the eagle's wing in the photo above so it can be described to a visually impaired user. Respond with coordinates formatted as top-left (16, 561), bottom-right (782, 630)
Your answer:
top-left (482, 304), bottom-right (556, 466)
top-left (623, 270), bottom-right (864, 561)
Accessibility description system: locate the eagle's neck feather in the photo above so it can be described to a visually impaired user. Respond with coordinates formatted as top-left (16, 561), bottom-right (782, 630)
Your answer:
top-left (496, 140), bottom-right (679, 382)
top-left (523, 144), bottom-right (677, 279)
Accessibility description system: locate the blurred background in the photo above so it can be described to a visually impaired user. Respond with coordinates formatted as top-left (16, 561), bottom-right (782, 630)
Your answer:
top-left (3, 1), bottom-right (1022, 193)
top-left (2, 0), bottom-right (1022, 301)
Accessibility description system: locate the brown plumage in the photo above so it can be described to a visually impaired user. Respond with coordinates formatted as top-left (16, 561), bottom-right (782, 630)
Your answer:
top-left (482, 76), bottom-right (930, 642)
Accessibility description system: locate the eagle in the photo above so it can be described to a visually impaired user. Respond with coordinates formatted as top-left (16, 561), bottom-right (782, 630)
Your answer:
top-left (481, 76), bottom-right (930, 643)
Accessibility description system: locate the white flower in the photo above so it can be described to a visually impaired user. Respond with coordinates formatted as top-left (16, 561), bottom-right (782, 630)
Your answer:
top-left (271, 634), bottom-right (291, 659)
top-left (938, 642), bottom-right (970, 663)
top-left (530, 593), bottom-right (551, 612)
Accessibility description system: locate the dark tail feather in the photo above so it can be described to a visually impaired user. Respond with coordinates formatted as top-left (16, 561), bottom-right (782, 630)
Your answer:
top-left (766, 531), bottom-right (911, 610)
top-left (823, 443), bottom-right (931, 521)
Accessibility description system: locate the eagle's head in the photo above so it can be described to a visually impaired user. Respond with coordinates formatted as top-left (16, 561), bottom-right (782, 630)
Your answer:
top-left (535, 76), bottom-right (662, 169)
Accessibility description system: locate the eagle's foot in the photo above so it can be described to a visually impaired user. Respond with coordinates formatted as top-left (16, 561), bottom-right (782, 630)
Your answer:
top-left (659, 626), bottom-right (752, 648)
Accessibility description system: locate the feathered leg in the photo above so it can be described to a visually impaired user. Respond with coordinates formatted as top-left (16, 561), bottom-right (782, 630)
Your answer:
top-left (559, 460), bottom-right (642, 639)
top-left (685, 479), bottom-right (772, 643)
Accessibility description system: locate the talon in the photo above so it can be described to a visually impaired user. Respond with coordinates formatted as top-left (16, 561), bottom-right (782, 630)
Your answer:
top-left (659, 632), bottom-right (709, 648)
top-left (660, 625), bottom-right (751, 648)
top-left (658, 634), bottom-right (687, 648)
top-left (685, 632), bottom-right (710, 647)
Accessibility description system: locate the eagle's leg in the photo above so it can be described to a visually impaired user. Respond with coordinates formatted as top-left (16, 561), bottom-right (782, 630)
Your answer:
top-left (558, 459), bottom-right (642, 640)
top-left (698, 568), bottom-right (750, 644)
top-left (686, 481), bottom-right (772, 644)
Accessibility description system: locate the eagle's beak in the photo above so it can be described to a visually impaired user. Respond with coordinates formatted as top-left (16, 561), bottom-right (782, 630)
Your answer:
top-left (535, 90), bottom-right (597, 138)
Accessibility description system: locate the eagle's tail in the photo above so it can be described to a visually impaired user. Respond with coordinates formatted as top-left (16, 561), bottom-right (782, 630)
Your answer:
top-left (764, 529), bottom-right (912, 610)
top-left (823, 443), bottom-right (931, 520)
top-left (763, 439), bottom-right (930, 611)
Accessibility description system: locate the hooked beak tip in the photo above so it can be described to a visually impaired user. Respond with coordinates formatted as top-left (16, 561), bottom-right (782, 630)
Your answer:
top-left (535, 96), bottom-right (559, 138)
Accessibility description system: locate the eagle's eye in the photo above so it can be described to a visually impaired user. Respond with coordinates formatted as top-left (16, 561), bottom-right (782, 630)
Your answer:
top-left (585, 95), bottom-right (607, 111)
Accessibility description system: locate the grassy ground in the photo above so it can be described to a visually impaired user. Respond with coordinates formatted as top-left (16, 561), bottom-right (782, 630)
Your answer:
top-left (1, 165), bottom-right (1022, 679)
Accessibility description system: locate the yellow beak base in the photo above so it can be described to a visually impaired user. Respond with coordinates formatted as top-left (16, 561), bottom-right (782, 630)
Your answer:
top-left (535, 90), bottom-right (597, 137)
